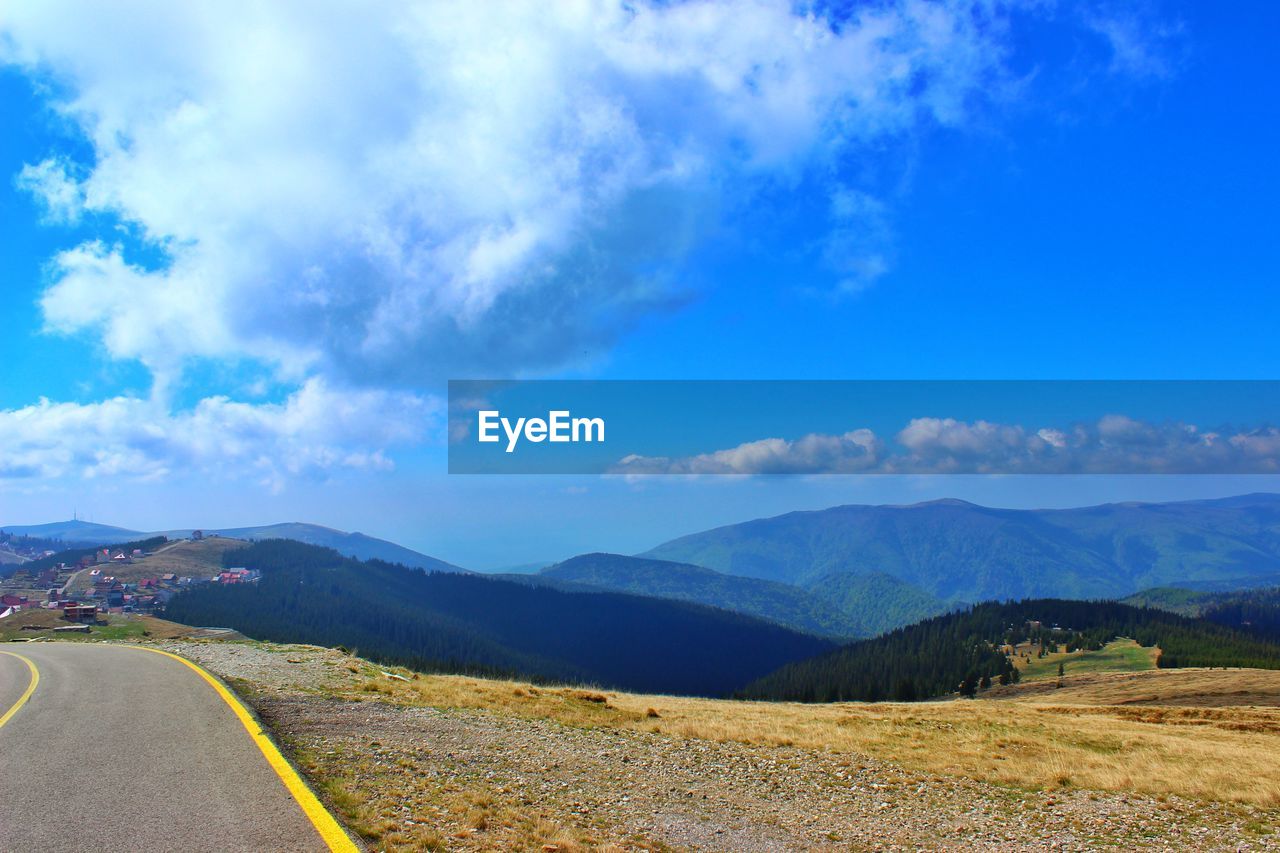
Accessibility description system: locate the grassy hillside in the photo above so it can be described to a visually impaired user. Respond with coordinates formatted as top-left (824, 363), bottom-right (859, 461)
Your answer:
top-left (0, 608), bottom-right (194, 642)
top-left (6, 536), bottom-right (168, 582)
top-left (2, 518), bottom-right (465, 573)
top-left (163, 539), bottom-right (833, 697)
top-left (1121, 586), bottom-right (1210, 615)
top-left (643, 494), bottom-right (1280, 602)
top-left (164, 523), bottom-right (467, 572)
top-left (64, 537), bottom-right (247, 593)
top-left (1014, 637), bottom-right (1158, 681)
top-left (184, 640), bottom-right (1280, 827)
top-left (989, 666), bottom-right (1280, 707)
top-left (541, 553), bottom-right (865, 638)
top-left (741, 599), bottom-right (1280, 703)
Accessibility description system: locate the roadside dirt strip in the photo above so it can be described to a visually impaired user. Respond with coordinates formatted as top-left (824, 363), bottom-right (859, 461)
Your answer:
top-left (0, 643), bottom-right (358, 852)
top-left (168, 641), bottom-right (1280, 852)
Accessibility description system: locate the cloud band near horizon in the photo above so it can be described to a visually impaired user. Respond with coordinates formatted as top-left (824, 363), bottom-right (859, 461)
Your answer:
top-left (609, 416), bottom-right (1280, 476)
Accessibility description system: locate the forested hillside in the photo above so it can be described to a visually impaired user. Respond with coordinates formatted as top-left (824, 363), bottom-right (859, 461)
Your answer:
top-left (541, 553), bottom-right (865, 638)
top-left (802, 572), bottom-right (957, 637)
top-left (1124, 586), bottom-right (1280, 641)
top-left (741, 599), bottom-right (1280, 703)
top-left (163, 540), bottom-right (832, 697)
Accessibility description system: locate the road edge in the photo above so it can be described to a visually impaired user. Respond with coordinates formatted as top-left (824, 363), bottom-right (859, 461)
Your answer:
top-left (127, 645), bottom-right (361, 853)
top-left (0, 650), bottom-right (39, 728)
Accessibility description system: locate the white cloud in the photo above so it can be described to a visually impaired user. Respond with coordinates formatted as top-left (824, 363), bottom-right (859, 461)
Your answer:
top-left (893, 415), bottom-right (1280, 474)
top-left (15, 157), bottom-right (85, 224)
top-left (614, 429), bottom-right (882, 475)
top-left (3, 0), bottom-right (1022, 386)
top-left (612, 416), bottom-right (1280, 475)
top-left (0, 380), bottom-right (435, 491)
top-left (2, 2), bottom-right (1176, 488)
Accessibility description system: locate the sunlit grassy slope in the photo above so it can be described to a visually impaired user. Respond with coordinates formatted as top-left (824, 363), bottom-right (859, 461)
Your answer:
top-left (0, 608), bottom-right (194, 642)
top-left (1017, 638), bottom-right (1159, 681)
top-left (293, 647), bottom-right (1280, 807)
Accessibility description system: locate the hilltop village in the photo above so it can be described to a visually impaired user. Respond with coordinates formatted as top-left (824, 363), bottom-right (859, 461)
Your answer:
top-left (0, 534), bottom-right (256, 623)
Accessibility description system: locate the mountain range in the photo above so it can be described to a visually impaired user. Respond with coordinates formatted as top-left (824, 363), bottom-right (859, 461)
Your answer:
top-left (642, 494), bottom-right (1280, 603)
top-left (0, 519), bottom-right (462, 573)
top-left (12, 493), bottom-right (1280, 640)
top-left (539, 554), bottom-right (955, 639)
top-left (163, 539), bottom-right (833, 697)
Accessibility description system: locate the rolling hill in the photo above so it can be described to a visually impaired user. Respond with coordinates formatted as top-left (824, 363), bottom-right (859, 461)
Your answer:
top-left (163, 539), bottom-right (834, 697)
top-left (540, 553), bottom-right (866, 638)
top-left (643, 494), bottom-right (1280, 603)
top-left (192, 523), bottom-right (465, 572)
top-left (0, 519), bottom-right (146, 545)
top-left (1, 518), bottom-right (464, 572)
top-left (1123, 585), bottom-right (1280, 642)
top-left (802, 571), bottom-right (958, 637)
top-left (741, 598), bottom-right (1280, 703)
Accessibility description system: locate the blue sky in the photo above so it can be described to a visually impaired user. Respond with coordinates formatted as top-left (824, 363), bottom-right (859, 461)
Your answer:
top-left (2, 1), bottom-right (1279, 567)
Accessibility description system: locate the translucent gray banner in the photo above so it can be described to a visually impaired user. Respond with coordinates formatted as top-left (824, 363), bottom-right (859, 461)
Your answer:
top-left (448, 380), bottom-right (1280, 475)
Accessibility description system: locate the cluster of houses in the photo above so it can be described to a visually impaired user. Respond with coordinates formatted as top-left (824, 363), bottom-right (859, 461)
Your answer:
top-left (1, 542), bottom-right (260, 622)
top-left (0, 537), bottom-right (60, 564)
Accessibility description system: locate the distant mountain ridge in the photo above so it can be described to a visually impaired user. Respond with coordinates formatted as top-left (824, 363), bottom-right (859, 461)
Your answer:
top-left (643, 493), bottom-right (1280, 603)
top-left (0, 519), bottom-right (464, 573)
top-left (0, 519), bottom-right (146, 544)
top-left (540, 553), bottom-right (868, 638)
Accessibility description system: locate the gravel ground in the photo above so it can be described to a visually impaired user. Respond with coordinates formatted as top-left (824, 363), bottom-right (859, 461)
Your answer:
top-left (158, 640), bottom-right (1280, 852)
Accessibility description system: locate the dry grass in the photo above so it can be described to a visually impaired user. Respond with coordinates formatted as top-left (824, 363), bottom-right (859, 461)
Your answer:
top-left (1014, 638), bottom-right (1158, 681)
top-left (293, 743), bottom-right (657, 852)
top-left (68, 537), bottom-right (246, 593)
top-left (990, 666), bottom-right (1280, 707)
top-left (332, 663), bottom-right (1280, 807)
top-left (0, 608), bottom-right (195, 642)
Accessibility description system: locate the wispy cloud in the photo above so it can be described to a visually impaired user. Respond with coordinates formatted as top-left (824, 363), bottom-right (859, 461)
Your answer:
top-left (15, 157), bottom-right (85, 224)
top-left (1085, 8), bottom-right (1184, 80)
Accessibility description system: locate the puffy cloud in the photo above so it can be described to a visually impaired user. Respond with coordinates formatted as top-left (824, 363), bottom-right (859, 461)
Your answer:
top-left (3, 0), bottom-right (1023, 386)
top-left (895, 417), bottom-right (1033, 467)
top-left (0, 380), bottom-right (435, 491)
top-left (3, 2), bottom-right (1175, 488)
top-left (611, 417), bottom-right (1280, 475)
top-left (614, 429), bottom-right (882, 475)
top-left (890, 415), bottom-right (1280, 474)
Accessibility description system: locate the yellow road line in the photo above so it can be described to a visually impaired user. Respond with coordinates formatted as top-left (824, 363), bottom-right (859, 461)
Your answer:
top-left (0, 650), bottom-right (39, 729)
top-left (128, 646), bottom-right (359, 852)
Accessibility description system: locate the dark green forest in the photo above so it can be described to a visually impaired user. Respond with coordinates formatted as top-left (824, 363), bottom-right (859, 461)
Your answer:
top-left (162, 539), bottom-right (832, 697)
top-left (741, 599), bottom-right (1280, 703)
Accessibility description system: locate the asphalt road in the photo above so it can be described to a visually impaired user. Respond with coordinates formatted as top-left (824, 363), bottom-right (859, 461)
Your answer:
top-left (0, 643), bottom-right (344, 852)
